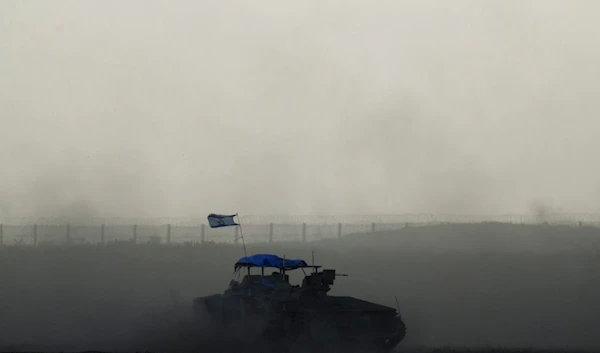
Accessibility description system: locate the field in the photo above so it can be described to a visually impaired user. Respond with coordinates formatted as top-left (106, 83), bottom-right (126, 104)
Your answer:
top-left (1, 222), bottom-right (600, 352)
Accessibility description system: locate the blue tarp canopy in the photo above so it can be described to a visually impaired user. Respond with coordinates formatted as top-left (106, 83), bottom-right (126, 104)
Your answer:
top-left (234, 254), bottom-right (308, 270)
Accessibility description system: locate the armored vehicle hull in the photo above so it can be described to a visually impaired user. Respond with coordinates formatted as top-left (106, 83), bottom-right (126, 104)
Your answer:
top-left (193, 295), bottom-right (405, 352)
top-left (192, 254), bottom-right (406, 353)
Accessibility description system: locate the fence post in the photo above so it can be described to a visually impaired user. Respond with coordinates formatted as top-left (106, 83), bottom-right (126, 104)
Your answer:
top-left (133, 224), bottom-right (137, 244)
top-left (200, 224), bottom-right (205, 244)
top-left (101, 224), bottom-right (105, 244)
top-left (0, 224), bottom-right (3, 246)
top-left (66, 224), bottom-right (71, 244)
top-left (33, 224), bottom-right (38, 247)
top-left (269, 223), bottom-right (273, 244)
top-left (166, 224), bottom-right (171, 244)
top-left (302, 222), bottom-right (306, 242)
top-left (338, 222), bottom-right (342, 238)
top-left (371, 222), bottom-right (376, 233)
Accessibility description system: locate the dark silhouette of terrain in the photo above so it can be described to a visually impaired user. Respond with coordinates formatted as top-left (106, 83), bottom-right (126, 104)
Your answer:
top-left (0, 223), bottom-right (599, 352)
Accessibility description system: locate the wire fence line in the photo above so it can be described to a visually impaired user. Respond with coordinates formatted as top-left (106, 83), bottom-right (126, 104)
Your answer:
top-left (3, 213), bottom-right (600, 226)
top-left (0, 222), bottom-right (404, 246)
top-left (0, 213), bottom-right (599, 247)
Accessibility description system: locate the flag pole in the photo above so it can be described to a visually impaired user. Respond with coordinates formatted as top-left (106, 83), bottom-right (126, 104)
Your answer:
top-left (235, 213), bottom-right (248, 260)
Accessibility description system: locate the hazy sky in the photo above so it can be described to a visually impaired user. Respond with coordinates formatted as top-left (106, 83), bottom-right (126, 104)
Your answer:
top-left (1, 0), bottom-right (599, 219)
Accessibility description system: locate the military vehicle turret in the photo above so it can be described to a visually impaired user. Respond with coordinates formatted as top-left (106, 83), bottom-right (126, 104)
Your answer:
top-left (192, 253), bottom-right (406, 353)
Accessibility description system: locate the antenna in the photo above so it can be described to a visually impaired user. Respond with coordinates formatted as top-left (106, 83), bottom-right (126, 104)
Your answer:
top-left (283, 254), bottom-right (286, 271)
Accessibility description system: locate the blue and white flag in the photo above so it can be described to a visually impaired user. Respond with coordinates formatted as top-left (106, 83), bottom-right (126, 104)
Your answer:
top-left (207, 213), bottom-right (239, 228)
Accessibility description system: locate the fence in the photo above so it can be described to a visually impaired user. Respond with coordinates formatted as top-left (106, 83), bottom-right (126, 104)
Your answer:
top-left (0, 222), bottom-right (403, 246)
top-left (0, 213), bottom-right (599, 247)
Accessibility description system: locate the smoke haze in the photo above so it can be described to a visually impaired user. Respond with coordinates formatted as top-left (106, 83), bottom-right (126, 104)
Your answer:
top-left (1, 0), bottom-right (599, 218)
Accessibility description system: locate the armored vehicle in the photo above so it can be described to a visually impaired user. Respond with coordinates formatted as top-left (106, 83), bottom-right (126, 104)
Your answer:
top-left (192, 253), bottom-right (406, 353)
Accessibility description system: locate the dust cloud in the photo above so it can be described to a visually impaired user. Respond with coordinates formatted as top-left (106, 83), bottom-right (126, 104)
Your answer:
top-left (1, 224), bottom-right (600, 351)
top-left (1, 0), bottom-right (600, 219)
